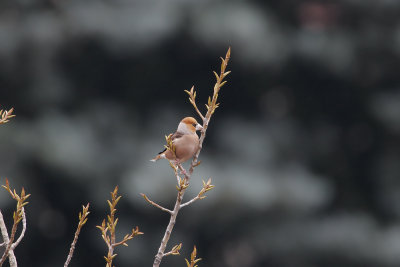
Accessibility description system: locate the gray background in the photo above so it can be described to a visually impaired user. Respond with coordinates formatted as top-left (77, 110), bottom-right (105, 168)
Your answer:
top-left (1, 0), bottom-right (400, 266)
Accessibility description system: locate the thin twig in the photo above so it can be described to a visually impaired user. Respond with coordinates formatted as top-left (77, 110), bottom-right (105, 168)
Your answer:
top-left (162, 251), bottom-right (175, 257)
top-left (0, 180), bottom-right (30, 267)
top-left (64, 224), bottom-right (82, 267)
top-left (0, 214), bottom-right (18, 266)
top-left (0, 108), bottom-right (15, 125)
top-left (140, 194), bottom-right (173, 214)
top-left (180, 196), bottom-right (201, 209)
top-left (181, 178), bottom-right (214, 209)
top-left (162, 243), bottom-right (182, 257)
top-left (64, 204), bottom-right (90, 267)
top-left (185, 246), bottom-right (202, 267)
top-left (97, 187), bottom-right (142, 267)
top-left (0, 210), bottom-right (17, 267)
top-left (10, 207), bottom-right (26, 250)
top-left (185, 86), bottom-right (205, 121)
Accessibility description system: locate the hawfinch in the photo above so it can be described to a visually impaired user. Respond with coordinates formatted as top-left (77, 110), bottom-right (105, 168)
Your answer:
top-left (151, 117), bottom-right (203, 163)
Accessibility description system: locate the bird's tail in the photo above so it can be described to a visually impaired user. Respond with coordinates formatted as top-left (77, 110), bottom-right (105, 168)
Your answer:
top-left (150, 148), bottom-right (167, 162)
top-left (150, 154), bottom-right (162, 162)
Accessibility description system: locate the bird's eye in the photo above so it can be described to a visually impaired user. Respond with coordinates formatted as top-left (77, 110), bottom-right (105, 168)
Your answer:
top-left (192, 123), bottom-right (196, 127)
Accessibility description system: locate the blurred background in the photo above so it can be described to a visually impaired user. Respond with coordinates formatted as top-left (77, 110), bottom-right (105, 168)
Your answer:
top-left (1, 0), bottom-right (400, 266)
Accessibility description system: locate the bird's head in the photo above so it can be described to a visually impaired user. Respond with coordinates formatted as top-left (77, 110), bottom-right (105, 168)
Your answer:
top-left (178, 117), bottom-right (203, 134)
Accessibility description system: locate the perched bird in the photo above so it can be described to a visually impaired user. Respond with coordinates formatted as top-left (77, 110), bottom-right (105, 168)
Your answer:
top-left (151, 117), bottom-right (203, 164)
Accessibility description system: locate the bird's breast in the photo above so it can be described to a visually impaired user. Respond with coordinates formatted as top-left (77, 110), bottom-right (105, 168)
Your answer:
top-left (174, 134), bottom-right (199, 162)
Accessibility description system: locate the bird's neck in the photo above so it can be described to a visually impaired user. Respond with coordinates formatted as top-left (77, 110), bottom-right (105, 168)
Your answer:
top-left (177, 122), bottom-right (194, 135)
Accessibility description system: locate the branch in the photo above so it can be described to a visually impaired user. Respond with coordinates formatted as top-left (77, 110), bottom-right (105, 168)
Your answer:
top-left (10, 207), bottom-right (26, 251)
top-left (180, 178), bottom-right (214, 209)
top-left (64, 203), bottom-right (90, 267)
top-left (184, 86), bottom-right (205, 121)
top-left (185, 246), bottom-right (202, 267)
top-left (140, 194), bottom-right (173, 214)
top-left (0, 108), bottom-right (15, 125)
top-left (97, 186), bottom-right (143, 267)
top-left (176, 163), bottom-right (189, 182)
top-left (152, 47), bottom-right (231, 267)
top-left (179, 196), bottom-right (201, 209)
top-left (162, 243), bottom-right (182, 257)
top-left (0, 179), bottom-right (30, 267)
top-left (0, 210), bottom-right (17, 267)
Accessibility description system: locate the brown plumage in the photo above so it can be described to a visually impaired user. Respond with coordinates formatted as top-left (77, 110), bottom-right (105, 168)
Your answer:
top-left (151, 117), bottom-right (203, 163)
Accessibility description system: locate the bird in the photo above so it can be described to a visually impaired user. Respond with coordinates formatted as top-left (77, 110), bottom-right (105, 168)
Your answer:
top-left (151, 117), bottom-right (203, 164)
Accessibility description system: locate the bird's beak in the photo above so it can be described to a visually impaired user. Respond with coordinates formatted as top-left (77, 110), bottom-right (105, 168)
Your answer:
top-left (195, 123), bottom-right (203, 131)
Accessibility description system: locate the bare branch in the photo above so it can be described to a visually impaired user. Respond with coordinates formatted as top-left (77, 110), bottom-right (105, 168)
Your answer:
top-left (140, 194), bottom-right (172, 214)
top-left (162, 243), bottom-right (182, 257)
top-left (185, 86), bottom-right (205, 121)
top-left (0, 210), bottom-right (17, 267)
top-left (10, 207), bottom-right (26, 250)
top-left (180, 178), bottom-right (214, 208)
top-left (180, 195), bottom-right (202, 209)
top-left (64, 203), bottom-right (90, 267)
top-left (0, 179), bottom-right (30, 267)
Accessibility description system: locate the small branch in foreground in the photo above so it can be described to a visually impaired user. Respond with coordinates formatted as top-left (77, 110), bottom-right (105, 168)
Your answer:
top-left (64, 203), bottom-right (90, 267)
top-left (0, 205), bottom-right (26, 252)
top-left (0, 108), bottom-right (15, 125)
top-left (97, 186), bottom-right (143, 267)
top-left (0, 210), bottom-right (17, 267)
top-left (0, 179), bottom-right (30, 267)
top-left (10, 207), bottom-right (26, 252)
top-left (185, 246), bottom-right (201, 267)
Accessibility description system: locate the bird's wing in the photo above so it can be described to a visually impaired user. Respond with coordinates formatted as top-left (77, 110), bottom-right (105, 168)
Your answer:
top-left (157, 148), bottom-right (167, 155)
top-left (171, 131), bottom-right (184, 142)
top-left (157, 131), bottom-right (184, 155)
